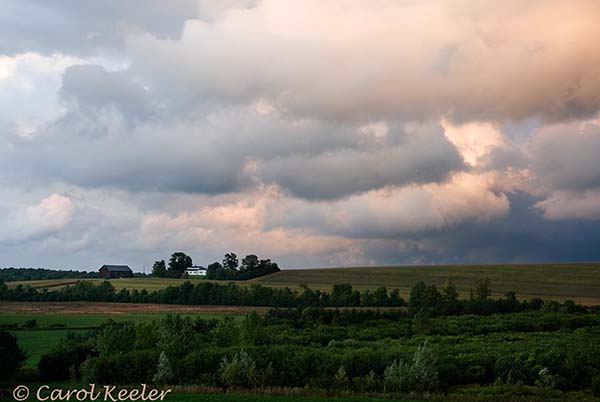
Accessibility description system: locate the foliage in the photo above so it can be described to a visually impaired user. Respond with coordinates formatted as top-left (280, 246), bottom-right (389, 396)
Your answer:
top-left (168, 252), bottom-right (193, 278)
top-left (0, 267), bottom-right (97, 281)
top-left (153, 351), bottom-right (175, 384)
top-left (219, 351), bottom-right (257, 389)
top-left (208, 253), bottom-right (281, 280)
top-left (0, 330), bottom-right (26, 379)
top-left (152, 260), bottom-right (167, 278)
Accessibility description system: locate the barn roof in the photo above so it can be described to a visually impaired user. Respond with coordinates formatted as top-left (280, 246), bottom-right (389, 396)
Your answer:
top-left (100, 265), bottom-right (132, 272)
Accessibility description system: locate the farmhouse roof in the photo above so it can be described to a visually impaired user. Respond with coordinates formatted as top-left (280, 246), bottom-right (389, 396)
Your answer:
top-left (186, 265), bottom-right (206, 270)
top-left (100, 265), bottom-right (132, 272)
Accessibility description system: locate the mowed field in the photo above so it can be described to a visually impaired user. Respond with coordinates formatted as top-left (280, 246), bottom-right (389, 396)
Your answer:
top-left (5, 262), bottom-right (600, 304)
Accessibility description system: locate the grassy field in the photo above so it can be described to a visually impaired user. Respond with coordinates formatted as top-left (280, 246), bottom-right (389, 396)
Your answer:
top-left (5, 262), bottom-right (600, 304)
top-left (252, 263), bottom-right (600, 303)
top-left (1, 309), bottom-right (246, 368)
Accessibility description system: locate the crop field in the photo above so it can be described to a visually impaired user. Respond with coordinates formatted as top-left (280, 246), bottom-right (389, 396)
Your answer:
top-left (252, 263), bottom-right (600, 304)
top-left (6, 262), bottom-right (600, 304)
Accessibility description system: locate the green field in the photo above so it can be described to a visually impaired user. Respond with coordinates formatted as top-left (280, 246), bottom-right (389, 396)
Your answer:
top-left (252, 263), bottom-right (600, 303)
top-left (2, 312), bottom-right (240, 368)
top-left (6, 262), bottom-right (600, 304)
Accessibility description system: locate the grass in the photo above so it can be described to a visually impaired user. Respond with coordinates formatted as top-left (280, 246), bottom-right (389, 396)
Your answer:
top-left (2, 311), bottom-right (240, 368)
top-left (0, 312), bottom-right (230, 329)
top-left (251, 262), bottom-right (600, 304)
top-left (164, 394), bottom-right (418, 402)
top-left (5, 262), bottom-right (600, 304)
top-left (9, 329), bottom-right (89, 368)
top-left (0, 390), bottom-right (421, 402)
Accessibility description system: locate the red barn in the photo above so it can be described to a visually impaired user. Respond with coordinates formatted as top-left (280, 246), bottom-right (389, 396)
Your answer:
top-left (98, 265), bottom-right (133, 279)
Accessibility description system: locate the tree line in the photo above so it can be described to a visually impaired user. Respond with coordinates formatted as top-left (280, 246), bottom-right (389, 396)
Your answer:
top-left (151, 252), bottom-right (280, 280)
top-left (0, 278), bottom-right (591, 315)
top-left (0, 267), bottom-right (97, 281)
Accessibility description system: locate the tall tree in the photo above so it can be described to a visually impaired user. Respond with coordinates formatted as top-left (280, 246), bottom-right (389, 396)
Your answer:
top-left (241, 254), bottom-right (259, 272)
top-left (168, 252), bottom-right (192, 277)
top-left (475, 278), bottom-right (492, 301)
top-left (223, 252), bottom-right (239, 271)
top-left (152, 260), bottom-right (167, 278)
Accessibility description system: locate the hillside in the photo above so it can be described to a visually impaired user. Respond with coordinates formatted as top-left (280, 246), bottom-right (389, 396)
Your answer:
top-left (249, 263), bottom-right (600, 304)
top-left (5, 262), bottom-right (600, 304)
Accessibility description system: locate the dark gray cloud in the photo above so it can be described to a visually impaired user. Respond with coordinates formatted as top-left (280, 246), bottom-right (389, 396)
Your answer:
top-left (529, 121), bottom-right (600, 192)
top-left (260, 133), bottom-right (463, 200)
top-left (60, 65), bottom-right (155, 125)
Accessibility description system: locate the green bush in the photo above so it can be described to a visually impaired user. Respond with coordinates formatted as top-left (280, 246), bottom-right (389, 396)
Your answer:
top-left (0, 330), bottom-right (26, 380)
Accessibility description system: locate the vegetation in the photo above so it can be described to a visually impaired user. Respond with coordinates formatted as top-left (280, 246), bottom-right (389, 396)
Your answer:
top-left (207, 253), bottom-right (281, 280)
top-left (0, 267), bottom-right (97, 282)
top-left (252, 263), bottom-right (600, 304)
top-left (2, 277), bottom-right (600, 401)
top-left (151, 252), bottom-right (281, 280)
top-left (21, 303), bottom-right (600, 399)
top-left (0, 330), bottom-right (26, 379)
top-left (6, 262), bottom-right (600, 305)
top-left (1, 312), bottom-right (242, 368)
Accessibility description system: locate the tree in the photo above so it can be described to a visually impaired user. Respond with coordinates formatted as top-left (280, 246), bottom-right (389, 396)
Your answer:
top-left (167, 252), bottom-right (192, 278)
top-left (334, 365), bottom-right (349, 390)
top-left (475, 278), bottom-right (492, 301)
top-left (223, 252), bottom-right (239, 271)
top-left (411, 342), bottom-right (439, 391)
top-left (241, 254), bottom-right (259, 272)
top-left (409, 282), bottom-right (441, 309)
top-left (219, 351), bottom-right (257, 389)
top-left (0, 330), bottom-right (26, 379)
top-left (207, 262), bottom-right (225, 279)
top-left (409, 281), bottom-right (428, 309)
top-left (153, 352), bottom-right (174, 385)
top-left (442, 280), bottom-right (458, 301)
top-left (152, 260), bottom-right (167, 278)
top-left (383, 359), bottom-right (411, 392)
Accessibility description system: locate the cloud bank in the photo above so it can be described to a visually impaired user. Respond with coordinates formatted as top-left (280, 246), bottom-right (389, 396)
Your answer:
top-left (1, 0), bottom-right (600, 269)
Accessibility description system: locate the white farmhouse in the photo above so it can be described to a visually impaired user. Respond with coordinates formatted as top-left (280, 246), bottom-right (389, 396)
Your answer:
top-left (185, 265), bottom-right (208, 277)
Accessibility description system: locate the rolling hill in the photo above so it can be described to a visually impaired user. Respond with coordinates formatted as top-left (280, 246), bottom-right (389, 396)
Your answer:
top-left (5, 262), bottom-right (600, 304)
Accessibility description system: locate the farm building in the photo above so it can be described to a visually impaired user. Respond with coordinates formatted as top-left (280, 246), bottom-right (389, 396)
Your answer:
top-left (185, 265), bottom-right (207, 277)
top-left (98, 264), bottom-right (133, 279)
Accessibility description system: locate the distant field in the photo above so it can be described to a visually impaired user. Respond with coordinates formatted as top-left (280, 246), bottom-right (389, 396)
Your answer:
top-left (253, 263), bottom-right (600, 304)
top-left (5, 262), bottom-right (600, 304)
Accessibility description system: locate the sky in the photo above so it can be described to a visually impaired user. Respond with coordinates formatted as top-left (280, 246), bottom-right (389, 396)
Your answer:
top-left (1, 0), bottom-right (600, 271)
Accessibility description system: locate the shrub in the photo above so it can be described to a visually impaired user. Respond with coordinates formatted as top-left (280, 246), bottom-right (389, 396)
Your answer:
top-left (23, 319), bottom-right (37, 329)
top-left (82, 350), bottom-right (157, 384)
top-left (411, 342), bottom-right (439, 391)
top-left (383, 359), bottom-right (411, 392)
top-left (353, 370), bottom-right (380, 392)
top-left (383, 342), bottom-right (439, 393)
top-left (592, 375), bottom-right (600, 397)
top-left (38, 344), bottom-right (93, 381)
top-left (0, 330), bottom-right (26, 380)
top-left (334, 365), bottom-right (349, 389)
top-left (219, 351), bottom-right (257, 389)
top-left (153, 351), bottom-right (175, 385)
